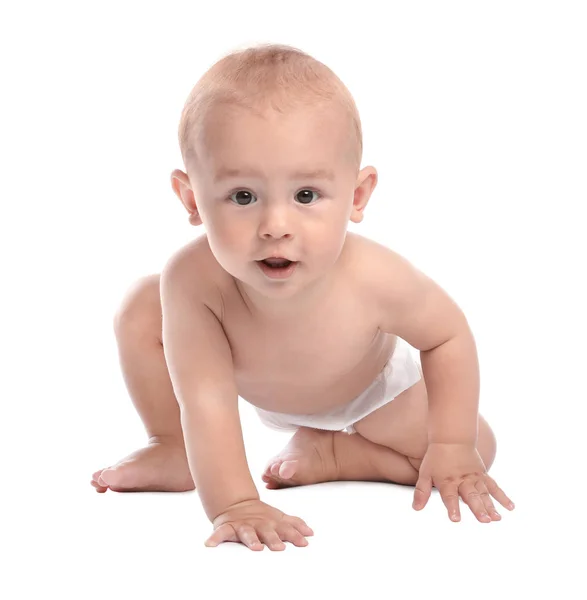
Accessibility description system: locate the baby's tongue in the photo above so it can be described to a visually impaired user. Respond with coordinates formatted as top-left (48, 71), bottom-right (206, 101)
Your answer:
top-left (264, 259), bottom-right (291, 267)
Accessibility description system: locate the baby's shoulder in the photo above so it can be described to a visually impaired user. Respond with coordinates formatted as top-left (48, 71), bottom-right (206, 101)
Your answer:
top-left (163, 233), bottom-right (229, 321)
top-left (344, 232), bottom-right (413, 321)
top-left (344, 232), bottom-right (404, 289)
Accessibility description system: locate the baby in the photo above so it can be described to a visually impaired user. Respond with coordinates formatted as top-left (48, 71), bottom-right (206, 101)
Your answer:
top-left (91, 43), bottom-right (515, 551)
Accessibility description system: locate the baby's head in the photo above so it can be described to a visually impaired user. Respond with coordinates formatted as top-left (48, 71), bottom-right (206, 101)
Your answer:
top-left (171, 44), bottom-right (377, 306)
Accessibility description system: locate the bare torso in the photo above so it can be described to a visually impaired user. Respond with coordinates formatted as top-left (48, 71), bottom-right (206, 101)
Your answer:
top-left (188, 232), bottom-right (397, 415)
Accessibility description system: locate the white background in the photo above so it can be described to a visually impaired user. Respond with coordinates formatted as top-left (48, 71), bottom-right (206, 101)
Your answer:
top-left (2, 0), bottom-right (586, 598)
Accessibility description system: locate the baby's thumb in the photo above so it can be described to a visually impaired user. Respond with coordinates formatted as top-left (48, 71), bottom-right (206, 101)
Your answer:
top-left (412, 475), bottom-right (432, 510)
top-left (204, 523), bottom-right (233, 547)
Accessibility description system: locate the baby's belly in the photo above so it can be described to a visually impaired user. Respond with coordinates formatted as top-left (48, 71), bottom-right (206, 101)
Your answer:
top-left (237, 334), bottom-right (397, 415)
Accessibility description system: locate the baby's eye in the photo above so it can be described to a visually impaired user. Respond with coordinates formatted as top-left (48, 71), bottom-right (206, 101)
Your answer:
top-left (228, 189), bottom-right (320, 206)
top-left (295, 189), bottom-right (320, 204)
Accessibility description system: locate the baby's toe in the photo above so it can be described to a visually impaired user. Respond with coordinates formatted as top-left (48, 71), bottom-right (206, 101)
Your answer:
top-left (98, 468), bottom-right (117, 487)
top-left (270, 461), bottom-right (283, 477)
top-left (261, 460), bottom-right (285, 488)
top-left (278, 460), bottom-right (298, 479)
top-left (262, 462), bottom-right (274, 479)
top-left (91, 479), bottom-right (108, 493)
top-left (92, 468), bottom-right (107, 482)
top-left (91, 468), bottom-right (110, 490)
top-left (262, 458), bottom-right (301, 487)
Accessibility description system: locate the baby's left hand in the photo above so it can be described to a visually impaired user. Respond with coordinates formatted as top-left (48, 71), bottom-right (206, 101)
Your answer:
top-left (412, 442), bottom-right (515, 523)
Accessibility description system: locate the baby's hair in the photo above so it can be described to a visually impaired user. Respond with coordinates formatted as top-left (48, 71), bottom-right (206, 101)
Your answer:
top-left (178, 43), bottom-right (363, 174)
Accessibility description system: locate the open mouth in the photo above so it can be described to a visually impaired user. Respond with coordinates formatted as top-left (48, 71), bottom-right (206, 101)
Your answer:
top-left (259, 258), bottom-right (294, 268)
top-left (256, 258), bottom-right (299, 278)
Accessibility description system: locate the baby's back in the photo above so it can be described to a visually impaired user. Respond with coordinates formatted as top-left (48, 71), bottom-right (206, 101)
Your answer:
top-left (186, 232), bottom-right (397, 415)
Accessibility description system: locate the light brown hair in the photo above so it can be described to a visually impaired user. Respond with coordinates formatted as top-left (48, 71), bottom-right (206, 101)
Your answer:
top-left (178, 43), bottom-right (363, 174)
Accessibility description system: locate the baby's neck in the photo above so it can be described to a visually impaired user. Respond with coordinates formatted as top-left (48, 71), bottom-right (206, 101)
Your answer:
top-left (235, 269), bottom-right (337, 323)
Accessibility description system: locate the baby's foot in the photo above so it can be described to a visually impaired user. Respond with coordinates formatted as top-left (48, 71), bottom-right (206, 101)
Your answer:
top-left (261, 427), bottom-right (339, 489)
top-left (91, 437), bottom-right (195, 493)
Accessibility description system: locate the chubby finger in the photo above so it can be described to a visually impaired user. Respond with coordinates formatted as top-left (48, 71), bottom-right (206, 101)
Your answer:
top-left (257, 527), bottom-right (286, 551)
top-left (484, 474), bottom-right (516, 510)
top-left (235, 524), bottom-right (264, 551)
top-left (413, 474), bottom-right (432, 510)
top-left (276, 523), bottom-right (309, 547)
top-left (285, 515), bottom-right (314, 536)
top-left (459, 480), bottom-right (491, 523)
top-left (205, 523), bottom-right (238, 547)
top-left (476, 480), bottom-right (501, 520)
top-left (439, 483), bottom-right (461, 521)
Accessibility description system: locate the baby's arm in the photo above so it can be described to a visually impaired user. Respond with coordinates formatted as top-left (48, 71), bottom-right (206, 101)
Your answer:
top-left (372, 246), bottom-right (479, 444)
top-left (370, 245), bottom-right (515, 519)
top-left (160, 252), bottom-right (313, 550)
top-left (160, 254), bottom-right (259, 519)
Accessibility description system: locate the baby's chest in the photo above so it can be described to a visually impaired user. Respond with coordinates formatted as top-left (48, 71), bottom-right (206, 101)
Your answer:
top-left (234, 318), bottom-right (377, 384)
top-left (224, 296), bottom-right (388, 413)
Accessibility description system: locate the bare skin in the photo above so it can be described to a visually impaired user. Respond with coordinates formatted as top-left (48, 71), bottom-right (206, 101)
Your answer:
top-left (92, 427), bottom-right (420, 494)
top-left (92, 233), bottom-right (499, 524)
top-left (91, 89), bottom-right (518, 551)
top-left (92, 437), bottom-right (195, 493)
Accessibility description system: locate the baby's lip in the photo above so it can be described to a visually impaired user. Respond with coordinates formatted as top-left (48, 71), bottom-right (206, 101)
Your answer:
top-left (258, 257), bottom-right (297, 262)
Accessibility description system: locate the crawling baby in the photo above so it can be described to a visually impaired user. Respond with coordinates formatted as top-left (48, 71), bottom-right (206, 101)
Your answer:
top-left (91, 43), bottom-right (515, 551)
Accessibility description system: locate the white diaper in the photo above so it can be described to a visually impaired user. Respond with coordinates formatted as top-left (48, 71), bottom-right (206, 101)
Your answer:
top-left (254, 337), bottom-right (422, 435)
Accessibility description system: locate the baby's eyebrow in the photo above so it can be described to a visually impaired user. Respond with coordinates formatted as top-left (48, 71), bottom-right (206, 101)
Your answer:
top-left (214, 167), bottom-right (335, 183)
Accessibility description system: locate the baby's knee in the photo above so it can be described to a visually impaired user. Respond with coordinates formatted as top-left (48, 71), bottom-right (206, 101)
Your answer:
top-left (114, 274), bottom-right (161, 334)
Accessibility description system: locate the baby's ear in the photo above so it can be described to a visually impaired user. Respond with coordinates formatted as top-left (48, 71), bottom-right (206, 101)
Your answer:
top-left (188, 211), bottom-right (203, 226)
top-left (357, 166), bottom-right (378, 194)
top-left (170, 169), bottom-right (191, 201)
top-left (350, 166), bottom-right (378, 223)
top-left (170, 169), bottom-right (203, 226)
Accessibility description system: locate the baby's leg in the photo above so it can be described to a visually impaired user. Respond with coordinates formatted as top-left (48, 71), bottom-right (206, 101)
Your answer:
top-left (91, 274), bottom-right (194, 493)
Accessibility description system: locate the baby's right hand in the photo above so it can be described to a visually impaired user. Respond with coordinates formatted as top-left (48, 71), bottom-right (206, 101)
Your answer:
top-left (205, 498), bottom-right (314, 551)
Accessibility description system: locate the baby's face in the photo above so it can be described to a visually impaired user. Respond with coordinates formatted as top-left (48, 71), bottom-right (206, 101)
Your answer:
top-left (189, 103), bottom-right (363, 300)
